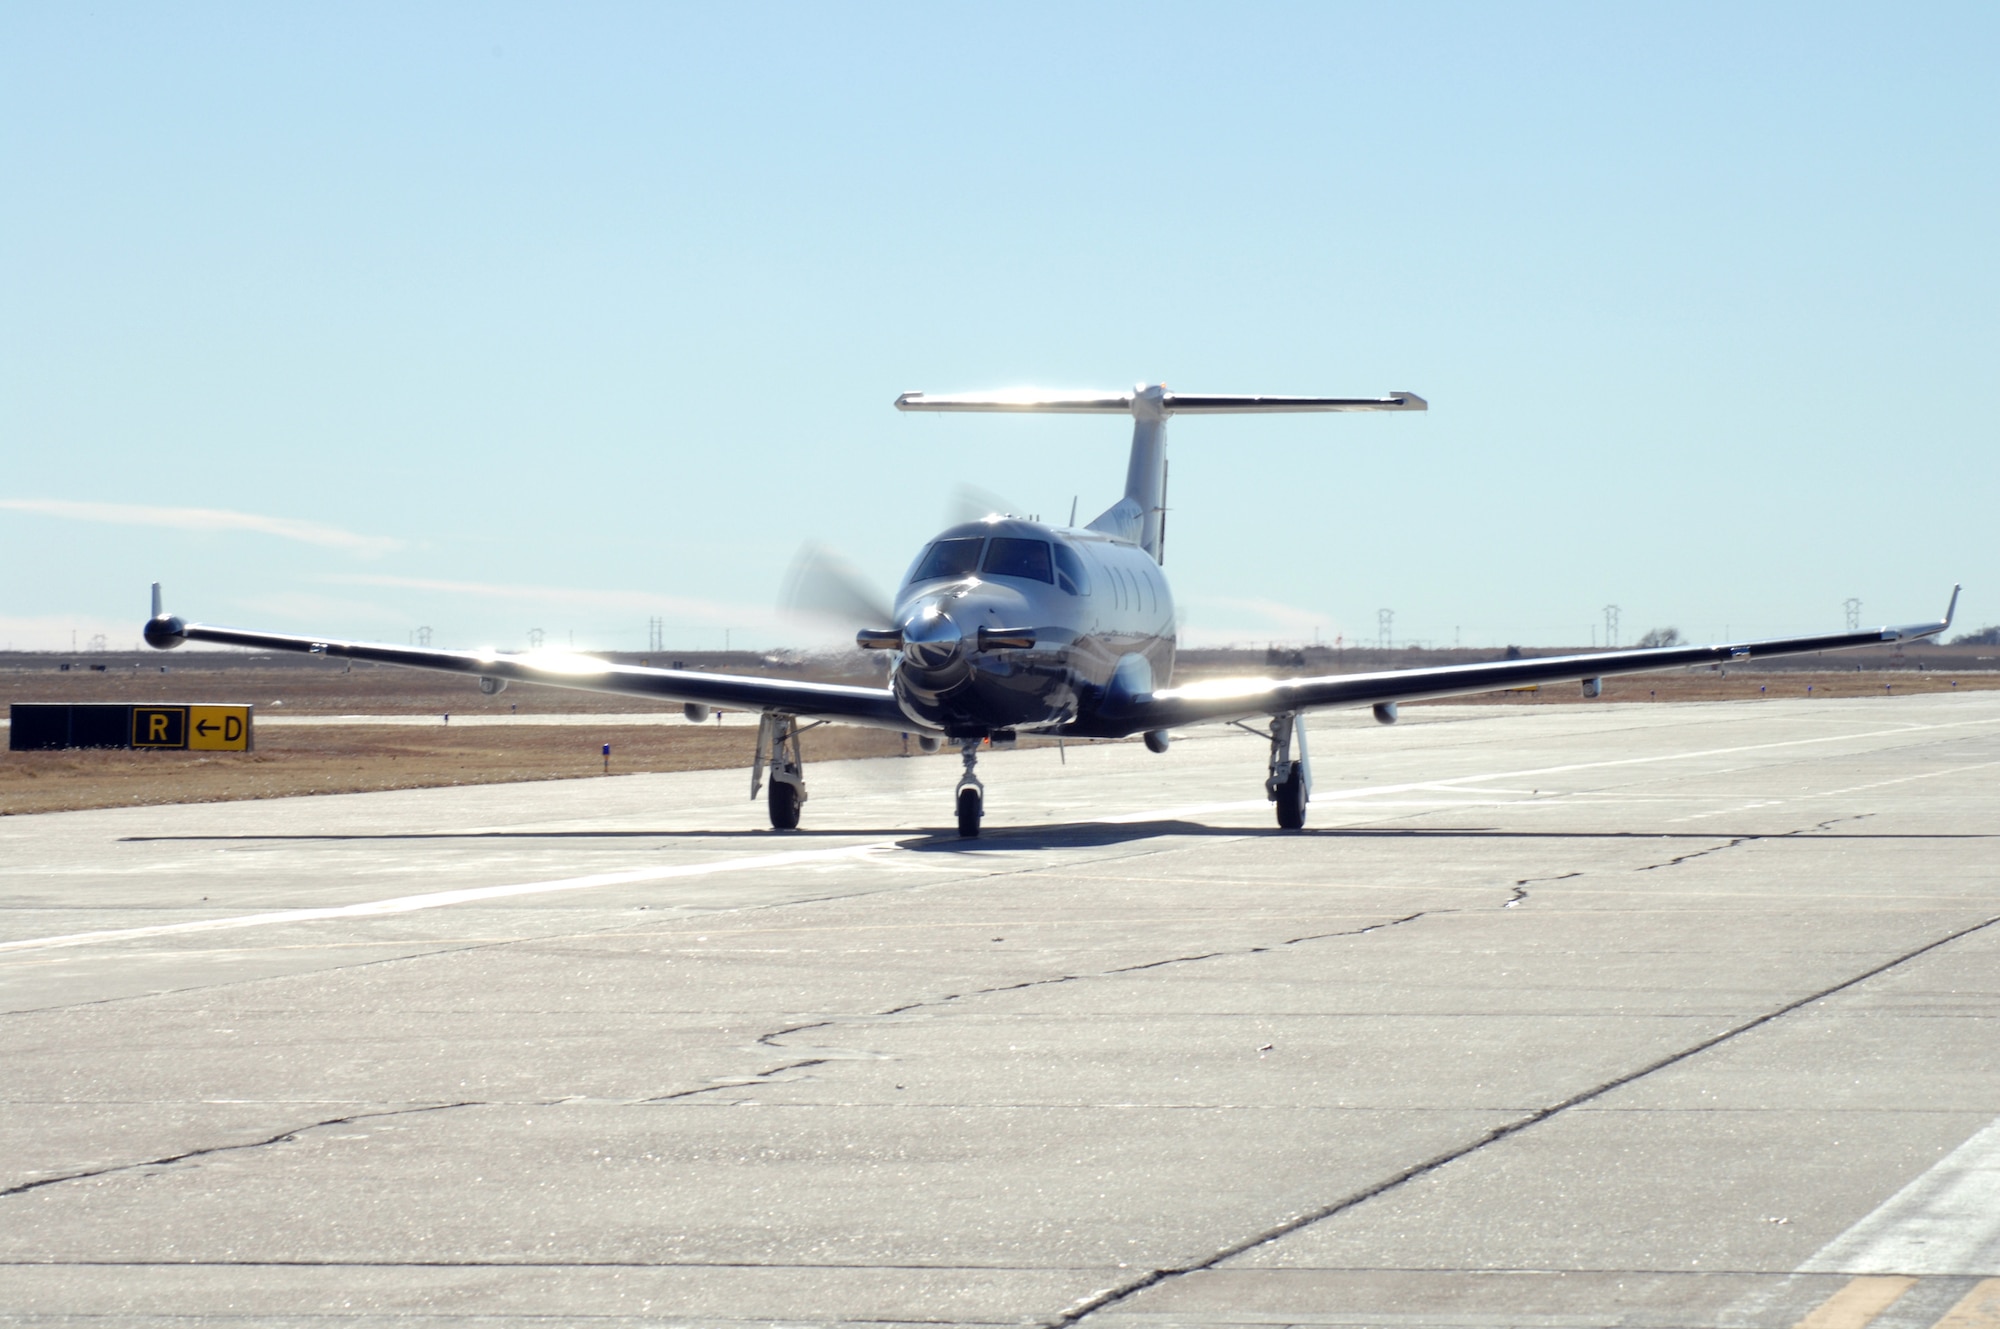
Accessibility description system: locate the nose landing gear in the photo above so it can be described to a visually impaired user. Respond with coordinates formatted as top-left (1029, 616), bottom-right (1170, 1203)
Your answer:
top-left (956, 738), bottom-right (984, 837)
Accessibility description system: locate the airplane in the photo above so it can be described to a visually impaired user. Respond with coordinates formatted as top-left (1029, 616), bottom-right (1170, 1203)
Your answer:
top-left (142, 383), bottom-right (1961, 838)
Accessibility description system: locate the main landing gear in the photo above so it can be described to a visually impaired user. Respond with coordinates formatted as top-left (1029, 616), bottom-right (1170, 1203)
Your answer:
top-left (956, 738), bottom-right (984, 838)
top-left (1251, 711), bottom-right (1311, 831)
top-left (752, 714), bottom-right (816, 830)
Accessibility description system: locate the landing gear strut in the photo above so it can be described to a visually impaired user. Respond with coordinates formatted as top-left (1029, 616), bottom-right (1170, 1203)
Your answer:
top-left (956, 738), bottom-right (984, 838)
top-left (1259, 712), bottom-right (1311, 831)
top-left (752, 714), bottom-right (814, 830)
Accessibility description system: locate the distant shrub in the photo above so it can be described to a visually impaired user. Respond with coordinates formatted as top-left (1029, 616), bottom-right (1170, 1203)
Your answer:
top-left (1636, 627), bottom-right (1683, 648)
top-left (1950, 625), bottom-right (2000, 646)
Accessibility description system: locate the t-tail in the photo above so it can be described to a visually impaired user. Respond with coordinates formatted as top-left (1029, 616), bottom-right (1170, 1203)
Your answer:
top-left (895, 384), bottom-right (1426, 561)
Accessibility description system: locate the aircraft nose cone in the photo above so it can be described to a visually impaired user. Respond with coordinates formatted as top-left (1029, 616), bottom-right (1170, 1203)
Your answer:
top-left (901, 604), bottom-right (962, 670)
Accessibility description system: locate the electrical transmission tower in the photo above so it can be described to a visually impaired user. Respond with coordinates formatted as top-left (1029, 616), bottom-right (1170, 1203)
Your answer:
top-left (527, 627), bottom-right (545, 649)
top-left (648, 617), bottom-right (664, 653)
top-left (1602, 605), bottom-right (1621, 649)
top-left (415, 626), bottom-right (432, 648)
top-left (1844, 598), bottom-right (1861, 631)
top-left (1377, 608), bottom-right (1394, 651)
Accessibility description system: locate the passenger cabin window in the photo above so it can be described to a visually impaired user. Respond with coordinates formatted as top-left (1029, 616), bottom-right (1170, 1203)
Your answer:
top-left (909, 537), bottom-right (984, 583)
top-left (1052, 542), bottom-right (1090, 596)
top-left (982, 537), bottom-right (1053, 584)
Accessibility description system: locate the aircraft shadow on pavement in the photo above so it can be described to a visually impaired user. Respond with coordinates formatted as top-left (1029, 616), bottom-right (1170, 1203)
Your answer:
top-left (117, 823), bottom-right (1233, 851)
top-left (119, 825), bottom-right (1990, 850)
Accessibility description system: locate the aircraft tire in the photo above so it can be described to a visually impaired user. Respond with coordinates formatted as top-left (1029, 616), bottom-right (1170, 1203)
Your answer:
top-left (1274, 769), bottom-right (1307, 831)
top-left (956, 786), bottom-right (982, 838)
top-left (769, 779), bottom-right (802, 831)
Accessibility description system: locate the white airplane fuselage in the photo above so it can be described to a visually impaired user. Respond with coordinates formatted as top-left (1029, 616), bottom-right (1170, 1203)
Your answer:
top-left (887, 517), bottom-right (1176, 739)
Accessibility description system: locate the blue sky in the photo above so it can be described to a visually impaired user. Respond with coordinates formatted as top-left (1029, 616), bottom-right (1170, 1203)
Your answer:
top-left (3, 3), bottom-right (1993, 653)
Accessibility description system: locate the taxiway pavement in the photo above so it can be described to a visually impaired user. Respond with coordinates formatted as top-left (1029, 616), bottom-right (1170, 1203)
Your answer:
top-left (3, 695), bottom-right (1998, 1328)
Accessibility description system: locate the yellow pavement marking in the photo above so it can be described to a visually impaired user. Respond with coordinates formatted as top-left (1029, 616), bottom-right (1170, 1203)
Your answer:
top-left (1934, 1279), bottom-right (2000, 1329)
top-left (1793, 1276), bottom-right (1918, 1329)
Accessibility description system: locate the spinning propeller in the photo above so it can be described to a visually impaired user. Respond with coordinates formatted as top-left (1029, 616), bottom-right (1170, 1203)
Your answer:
top-left (780, 542), bottom-right (895, 643)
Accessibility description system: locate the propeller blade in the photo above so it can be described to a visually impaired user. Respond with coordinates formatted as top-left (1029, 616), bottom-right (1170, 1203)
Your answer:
top-left (781, 542), bottom-right (894, 633)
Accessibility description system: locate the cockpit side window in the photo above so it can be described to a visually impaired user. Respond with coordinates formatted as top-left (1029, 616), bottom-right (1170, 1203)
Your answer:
top-left (982, 537), bottom-right (1053, 584)
top-left (1052, 542), bottom-right (1091, 596)
top-left (908, 537), bottom-right (985, 584)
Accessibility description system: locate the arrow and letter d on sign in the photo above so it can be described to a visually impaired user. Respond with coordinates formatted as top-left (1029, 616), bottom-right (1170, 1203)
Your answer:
top-left (188, 705), bottom-right (253, 751)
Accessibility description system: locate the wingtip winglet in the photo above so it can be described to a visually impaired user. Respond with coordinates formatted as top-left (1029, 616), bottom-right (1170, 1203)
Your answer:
top-left (143, 580), bottom-right (186, 651)
top-left (1944, 583), bottom-right (1961, 631)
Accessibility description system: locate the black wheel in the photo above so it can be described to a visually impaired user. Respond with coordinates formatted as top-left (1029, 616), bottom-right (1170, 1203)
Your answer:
top-left (956, 786), bottom-right (982, 838)
top-left (1274, 768), bottom-right (1307, 831)
top-left (768, 779), bottom-right (801, 831)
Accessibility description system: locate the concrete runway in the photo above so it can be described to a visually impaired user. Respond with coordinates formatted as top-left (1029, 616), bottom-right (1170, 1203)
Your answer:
top-left (3, 695), bottom-right (1998, 1328)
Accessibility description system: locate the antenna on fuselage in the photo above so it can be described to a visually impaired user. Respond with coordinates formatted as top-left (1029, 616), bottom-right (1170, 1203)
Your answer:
top-left (895, 384), bottom-right (1427, 561)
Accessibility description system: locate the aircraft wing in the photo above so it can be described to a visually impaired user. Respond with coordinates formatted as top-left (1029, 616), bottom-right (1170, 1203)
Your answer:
top-left (1084, 587), bottom-right (1962, 737)
top-left (143, 616), bottom-right (914, 731)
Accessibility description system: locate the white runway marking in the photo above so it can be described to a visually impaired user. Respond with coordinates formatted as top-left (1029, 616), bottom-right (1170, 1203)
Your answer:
top-left (0, 839), bottom-right (901, 955)
top-left (1802, 1116), bottom-right (2000, 1276)
top-left (1806, 760), bottom-right (2000, 801)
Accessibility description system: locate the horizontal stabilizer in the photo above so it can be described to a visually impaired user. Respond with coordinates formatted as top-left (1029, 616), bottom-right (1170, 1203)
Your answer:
top-left (1165, 392), bottom-right (1426, 413)
top-left (896, 388), bottom-right (1426, 415)
top-left (897, 389), bottom-right (1137, 413)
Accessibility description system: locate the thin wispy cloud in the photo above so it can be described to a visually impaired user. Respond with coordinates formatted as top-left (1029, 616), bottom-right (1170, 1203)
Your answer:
top-left (319, 574), bottom-right (776, 627)
top-left (0, 499), bottom-right (400, 556)
top-left (0, 613), bottom-right (142, 652)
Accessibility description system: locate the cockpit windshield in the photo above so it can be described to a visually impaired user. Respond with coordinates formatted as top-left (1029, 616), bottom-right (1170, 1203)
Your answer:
top-left (981, 537), bottom-right (1053, 584)
top-left (907, 537), bottom-right (985, 584)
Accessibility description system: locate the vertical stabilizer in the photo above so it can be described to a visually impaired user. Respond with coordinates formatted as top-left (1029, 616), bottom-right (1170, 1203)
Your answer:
top-left (1115, 385), bottom-right (1169, 559)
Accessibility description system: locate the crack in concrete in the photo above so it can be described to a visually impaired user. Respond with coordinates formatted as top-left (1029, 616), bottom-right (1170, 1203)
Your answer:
top-left (1504, 870), bottom-right (1581, 907)
top-left (1049, 908), bottom-right (2000, 1326)
top-left (638, 1058), bottom-right (834, 1104)
top-left (1636, 815), bottom-right (1869, 873)
top-left (0, 1100), bottom-right (479, 1200)
top-left (663, 911), bottom-right (1442, 1105)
